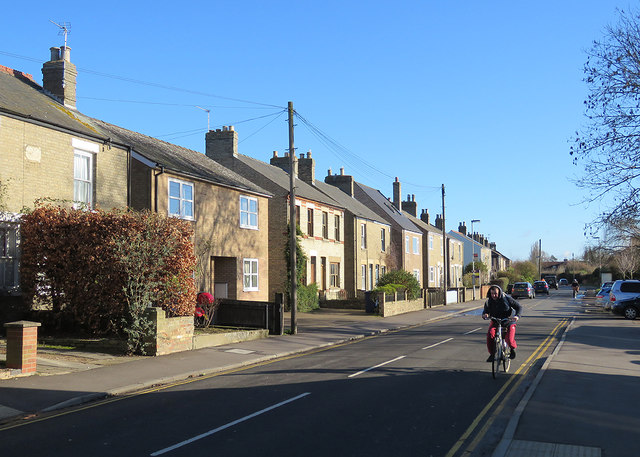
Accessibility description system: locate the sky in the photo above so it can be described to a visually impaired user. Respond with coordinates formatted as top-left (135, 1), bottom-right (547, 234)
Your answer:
top-left (0, 1), bottom-right (628, 261)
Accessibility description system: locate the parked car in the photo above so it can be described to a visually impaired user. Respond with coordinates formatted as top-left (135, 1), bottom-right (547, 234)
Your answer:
top-left (533, 280), bottom-right (550, 295)
top-left (559, 278), bottom-right (569, 286)
top-left (511, 282), bottom-right (535, 299)
top-left (608, 280), bottom-right (640, 310)
top-left (544, 275), bottom-right (558, 289)
top-left (611, 296), bottom-right (640, 320)
top-left (595, 286), bottom-right (612, 309)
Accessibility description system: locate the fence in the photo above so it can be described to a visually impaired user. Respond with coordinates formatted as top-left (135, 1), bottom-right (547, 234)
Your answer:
top-left (215, 294), bottom-right (284, 335)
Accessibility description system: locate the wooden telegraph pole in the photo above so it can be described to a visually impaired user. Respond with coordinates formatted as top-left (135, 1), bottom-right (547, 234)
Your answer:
top-left (288, 101), bottom-right (297, 334)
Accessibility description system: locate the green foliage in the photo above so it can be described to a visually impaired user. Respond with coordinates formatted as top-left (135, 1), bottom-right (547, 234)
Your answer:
top-left (491, 277), bottom-right (509, 291)
top-left (19, 205), bottom-right (197, 343)
top-left (297, 283), bottom-right (319, 312)
top-left (462, 272), bottom-right (473, 288)
top-left (464, 261), bottom-right (488, 274)
top-left (284, 224), bottom-right (308, 303)
top-left (373, 284), bottom-right (403, 295)
top-left (511, 261), bottom-right (538, 283)
top-left (376, 270), bottom-right (420, 299)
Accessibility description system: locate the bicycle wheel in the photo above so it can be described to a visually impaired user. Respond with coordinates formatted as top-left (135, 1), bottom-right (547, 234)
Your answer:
top-left (492, 338), bottom-right (501, 379)
top-left (502, 346), bottom-right (511, 373)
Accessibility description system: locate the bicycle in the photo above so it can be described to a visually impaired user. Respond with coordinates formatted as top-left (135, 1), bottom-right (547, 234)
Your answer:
top-left (489, 317), bottom-right (513, 378)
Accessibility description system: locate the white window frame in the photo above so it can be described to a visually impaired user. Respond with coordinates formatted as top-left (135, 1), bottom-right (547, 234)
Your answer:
top-left (405, 235), bottom-right (410, 253)
top-left (361, 264), bottom-right (367, 290)
top-left (381, 228), bottom-right (386, 252)
top-left (361, 223), bottom-right (367, 249)
top-left (429, 234), bottom-right (434, 250)
top-left (429, 266), bottom-right (435, 283)
top-left (413, 269), bottom-right (420, 285)
top-left (330, 262), bottom-right (340, 288)
top-left (0, 220), bottom-right (20, 292)
top-left (243, 258), bottom-right (259, 291)
top-left (413, 237), bottom-right (419, 254)
top-left (168, 178), bottom-right (194, 220)
top-left (240, 195), bottom-right (258, 229)
top-left (73, 150), bottom-right (94, 209)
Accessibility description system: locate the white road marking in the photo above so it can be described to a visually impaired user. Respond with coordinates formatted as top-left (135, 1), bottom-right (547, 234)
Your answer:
top-left (150, 392), bottom-right (311, 456)
top-left (422, 337), bottom-right (454, 350)
top-left (464, 328), bottom-right (483, 335)
top-left (348, 355), bottom-right (406, 378)
top-left (225, 349), bottom-right (255, 354)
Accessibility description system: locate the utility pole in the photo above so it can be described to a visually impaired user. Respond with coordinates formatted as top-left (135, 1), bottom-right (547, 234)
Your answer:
top-left (538, 239), bottom-right (542, 279)
top-left (288, 101), bottom-right (297, 335)
top-left (441, 184), bottom-right (447, 305)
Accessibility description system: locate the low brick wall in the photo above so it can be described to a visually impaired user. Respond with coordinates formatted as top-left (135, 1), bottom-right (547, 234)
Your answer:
top-left (145, 307), bottom-right (194, 356)
top-left (193, 328), bottom-right (268, 349)
top-left (379, 297), bottom-right (425, 317)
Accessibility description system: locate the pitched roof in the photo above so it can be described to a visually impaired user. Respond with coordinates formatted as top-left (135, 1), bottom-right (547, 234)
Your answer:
top-left (0, 65), bottom-right (103, 138)
top-left (354, 182), bottom-right (422, 233)
top-left (233, 154), bottom-right (343, 209)
top-left (91, 119), bottom-right (270, 196)
top-left (314, 180), bottom-right (389, 225)
top-left (0, 64), bottom-right (270, 197)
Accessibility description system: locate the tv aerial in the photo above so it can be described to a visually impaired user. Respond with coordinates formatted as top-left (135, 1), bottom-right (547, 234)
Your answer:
top-left (50, 20), bottom-right (71, 47)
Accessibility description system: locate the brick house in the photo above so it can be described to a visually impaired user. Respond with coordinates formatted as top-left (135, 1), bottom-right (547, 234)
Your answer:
top-left (0, 46), bottom-right (271, 302)
top-left (205, 129), bottom-right (346, 301)
top-left (320, 168), bottom-right (392, 295)
top-left (351, 178), bottom-right (424, 286)
top-left (0, 47), bottom-right (129, 296)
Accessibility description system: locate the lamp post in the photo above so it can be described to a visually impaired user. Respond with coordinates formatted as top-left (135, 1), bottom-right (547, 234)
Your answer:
top-left (593, 236), bottom-right (601, 285)
top-left (471, 219), bottom-right (480, 300)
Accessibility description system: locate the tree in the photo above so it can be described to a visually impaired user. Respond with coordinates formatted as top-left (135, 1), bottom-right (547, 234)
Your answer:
top-left (571, 8), bottom-right (640, 228)
top-left (464, 260), bottom-right (489, 285)
top-left (528, 241), bottom-right (550, 264)
top-left (614, 246), bottom-right (640, 279)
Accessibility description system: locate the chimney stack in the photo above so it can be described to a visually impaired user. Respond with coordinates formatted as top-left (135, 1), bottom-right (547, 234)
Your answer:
top-left (435, 214), bottom-right (443, 230)
top-left (206, 126), bottom-right (238, 163)
top-left (401, 193), bottom-right (417, 217)
top-left (269, 149), bottom-right (298, 176)
top-left (325, 167), bottom-right (354, 197)
top-left (298, 149), bottom-right (315, 184)
top-left (458, 221), bottom-right (467, 235)
top-left (42, 46), bottom-right (77, 109)
top-left (420, 209), bottom-right (430, 224)
top-left (392, 177), bottom-right (401, 211)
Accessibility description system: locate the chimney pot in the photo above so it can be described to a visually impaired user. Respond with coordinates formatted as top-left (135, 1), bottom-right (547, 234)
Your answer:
top-left (229, 125), bottom-right (234, 131)
top-left (49, 47), bottom-right (60, 61)
top-left (273, 151), bottom-right (278, 158)
top-left (340, 167), bottom-right (344, 175)
top-left (307, 149), bottom-right (312, 158)
top-left (328, 168), bottom-right (332, 176)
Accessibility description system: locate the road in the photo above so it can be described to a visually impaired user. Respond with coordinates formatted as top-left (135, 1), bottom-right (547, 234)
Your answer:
top-left (0, 290), bottom-right (575, 457)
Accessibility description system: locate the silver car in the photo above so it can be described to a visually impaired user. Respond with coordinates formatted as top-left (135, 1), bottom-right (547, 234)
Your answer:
top-left (608, 280), bottom-right (640, 310)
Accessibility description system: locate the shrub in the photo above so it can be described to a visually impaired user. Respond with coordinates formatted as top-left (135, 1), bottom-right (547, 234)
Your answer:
top-left (297, 283), bottom-right (319, 312)
top-left (20, 205), bottom-right (196, 343)
top-left (491, 277), bottom-right (509, 291)
top-left (376, 270), bottom-right (420, 299)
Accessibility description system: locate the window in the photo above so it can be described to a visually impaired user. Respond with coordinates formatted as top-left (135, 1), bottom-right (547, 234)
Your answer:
top-left (413, 237), bottom-right (419, 254)
top-left (369, 264), bottom-right (373, 290)
top-left (413, 269), bottom-right (420, 284)
top-left (169, 179), bottom-right (194, 220)
top-left (243, 259), bottom-right (259, 291)
top-left (429, 266), bottom-right (435, 283)
top-left (429, 235), bottom-right (434, 250)
top-left (361, 223), bottom-right (367, 249)
top-left (307, 208), bottom-right (314, 236)
top-left (295, 205), bottom-right (300, 227)
top-left (361, 264), bottom-right (367, 290)
top-left (334, 215), bottom-right (340, 241)
top-left (375, 264), bottom-right (380, 283)
top-left (381, 228), bottom-right (386, 252)
top-left (330, 262), bottom-right (340, 287)
top-left (322, 212), bottom-right (329, 238)
top-left (240, 196), bottom-right (258, 229)
top-left (0, 224), bottom-right (19, 291)
top-left (73, 151), bottom-right (93, 208)
top-left (405, 235), bottom-right (410, 253)
top-left (381, 266), bottom-right (386, 276)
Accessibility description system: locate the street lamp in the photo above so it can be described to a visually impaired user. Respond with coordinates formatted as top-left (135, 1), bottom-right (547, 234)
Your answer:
top-left (593, 236), bottom-right (601, 285)
top-left (471, 219), bottom-right (480, 300)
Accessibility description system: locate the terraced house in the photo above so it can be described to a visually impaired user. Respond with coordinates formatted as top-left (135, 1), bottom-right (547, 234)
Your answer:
top-left (206, 129), bottom-right (346, 302)
top-left (0, 45), bottom-right (272, 302)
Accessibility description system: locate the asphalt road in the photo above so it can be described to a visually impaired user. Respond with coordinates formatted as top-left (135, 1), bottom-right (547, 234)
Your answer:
top-left (0, 291), bottom-right (574, 457)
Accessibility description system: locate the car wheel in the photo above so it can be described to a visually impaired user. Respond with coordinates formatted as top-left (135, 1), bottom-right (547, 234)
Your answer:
top-left (624, 306), bottom-right (638, 320)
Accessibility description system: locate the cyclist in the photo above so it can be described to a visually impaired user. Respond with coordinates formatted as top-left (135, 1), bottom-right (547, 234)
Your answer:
top-left (571, 278), bottom-right (580, 298)
top-left (482, 285), bottom-right (522, 362)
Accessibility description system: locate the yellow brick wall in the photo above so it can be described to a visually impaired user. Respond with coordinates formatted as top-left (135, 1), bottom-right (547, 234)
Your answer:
top-left (0, 114), bottom-right (128, 212)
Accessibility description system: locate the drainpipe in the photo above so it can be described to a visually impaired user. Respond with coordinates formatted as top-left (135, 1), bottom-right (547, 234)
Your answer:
top-left (154, 165), bottom-right (165, 213)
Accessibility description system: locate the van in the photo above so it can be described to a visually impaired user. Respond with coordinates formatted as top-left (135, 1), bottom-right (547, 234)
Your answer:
top-left (608, 280), bottom-right (640, 309)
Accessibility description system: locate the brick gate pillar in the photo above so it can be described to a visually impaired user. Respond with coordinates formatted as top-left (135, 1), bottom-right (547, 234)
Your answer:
top-left (4, 321), bottom-right (41, 374)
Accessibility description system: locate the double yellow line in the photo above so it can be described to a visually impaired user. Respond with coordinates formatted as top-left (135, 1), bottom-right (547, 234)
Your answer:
top-left (445, 317), bottom-right (570, 457)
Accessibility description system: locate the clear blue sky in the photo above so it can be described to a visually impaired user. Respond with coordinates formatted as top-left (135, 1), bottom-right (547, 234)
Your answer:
top-left (1, 1), bottom-right (626, 261)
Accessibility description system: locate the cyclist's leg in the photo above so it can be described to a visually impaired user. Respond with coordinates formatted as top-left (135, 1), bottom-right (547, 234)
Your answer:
top-left (505, 323), bottom-right (517, 349)
top-left (486, 323), bottom-right (497, 354)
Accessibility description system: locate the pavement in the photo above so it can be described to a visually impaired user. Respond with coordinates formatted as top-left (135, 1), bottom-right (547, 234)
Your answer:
top-left (0, 295), bottom-right (638, 457)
